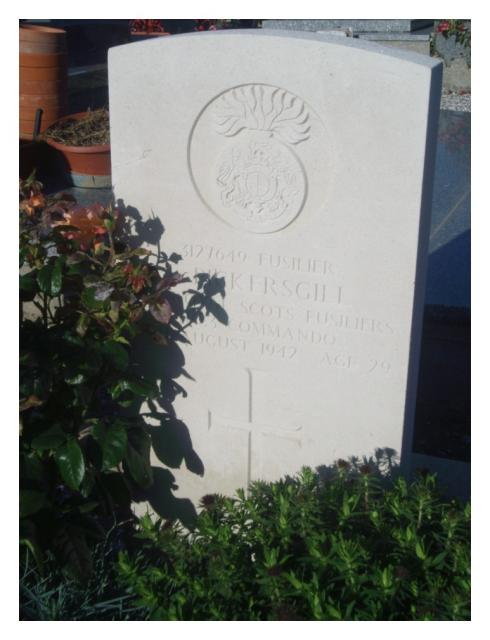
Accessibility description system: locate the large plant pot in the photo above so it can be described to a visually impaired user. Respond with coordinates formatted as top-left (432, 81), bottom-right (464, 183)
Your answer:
top-left (44, 112), bottom-right (111, 189)
top-left (19, 25), bottom-right (68, 139)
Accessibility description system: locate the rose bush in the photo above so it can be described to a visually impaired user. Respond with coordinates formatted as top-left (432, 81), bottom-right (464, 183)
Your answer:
top-left (20, 172), bottom-right (227, 580)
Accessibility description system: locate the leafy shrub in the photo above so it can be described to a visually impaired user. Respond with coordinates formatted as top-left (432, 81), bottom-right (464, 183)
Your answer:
top-left (19, 173), bottom-right (227, 580)
top-left (118, 466), bottom-right (470, 621)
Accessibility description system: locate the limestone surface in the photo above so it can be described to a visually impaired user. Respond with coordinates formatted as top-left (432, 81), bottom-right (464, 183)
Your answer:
top-left (109, 30), bottom-right (442, 505)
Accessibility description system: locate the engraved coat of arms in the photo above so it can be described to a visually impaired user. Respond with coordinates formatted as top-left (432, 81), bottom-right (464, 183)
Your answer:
top-left (188, 83), bottom-right (325, 234)
top-left (213, 85), bottom-right (310, 231)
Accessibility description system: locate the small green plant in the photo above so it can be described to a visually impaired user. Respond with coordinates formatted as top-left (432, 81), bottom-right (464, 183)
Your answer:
top-left (118, 465), bottom-right (470, 620)
top-left (19, 173), bottom-right (227, 581)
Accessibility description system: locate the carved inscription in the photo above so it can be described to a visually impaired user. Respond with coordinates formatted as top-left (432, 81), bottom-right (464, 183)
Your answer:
top-left (182, 242), bottom-right (396, 377)
top-left (182, 243), bottom-right (336, 276)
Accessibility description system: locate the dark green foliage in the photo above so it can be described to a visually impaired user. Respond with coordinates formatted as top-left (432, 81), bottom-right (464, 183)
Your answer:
top-left (118, 467), bottom-right (470, 621)
top-left (19, 533), bottom-right (147, 621)
top-left (19, 173), bottom-right (227, 581)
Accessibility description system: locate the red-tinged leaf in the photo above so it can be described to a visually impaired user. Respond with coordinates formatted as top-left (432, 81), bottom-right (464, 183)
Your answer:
top-left (150, 299), bottom-right (172, 324)
top-left (151, 331), bottom-right (168, 346)
top-left (20, 395), bottom-right (44, 412)
top-left (156, 273), bottom-right (185, 292)
top-left (65, 251), bottom-right (89, 265)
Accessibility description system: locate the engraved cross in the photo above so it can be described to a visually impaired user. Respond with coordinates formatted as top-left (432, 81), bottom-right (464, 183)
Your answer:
top-left (207, 368), bottom-right (303, 485)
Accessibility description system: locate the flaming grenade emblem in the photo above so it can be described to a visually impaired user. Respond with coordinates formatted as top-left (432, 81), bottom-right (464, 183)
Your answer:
top-left (213, 85), bottom-right (311, 232)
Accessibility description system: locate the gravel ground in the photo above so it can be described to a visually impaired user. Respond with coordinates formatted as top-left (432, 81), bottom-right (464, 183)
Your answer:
top-left (441, 91), bottom-right (471, 112)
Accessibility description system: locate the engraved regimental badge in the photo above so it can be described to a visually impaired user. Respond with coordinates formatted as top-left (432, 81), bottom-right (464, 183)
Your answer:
top-left (189, 84), bottom-right (328, 234)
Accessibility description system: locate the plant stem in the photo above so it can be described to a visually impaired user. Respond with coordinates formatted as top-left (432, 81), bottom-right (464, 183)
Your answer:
top-left (42, 294), bottom-right (49, 327)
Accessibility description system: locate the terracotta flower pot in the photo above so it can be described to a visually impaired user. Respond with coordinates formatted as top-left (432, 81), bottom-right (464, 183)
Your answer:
top-left (19, 24), bottom-right (68, 139)
top-left (44, 112), bottom-right (111, 189)
top-left (20, 24), bottom-right (66, 54)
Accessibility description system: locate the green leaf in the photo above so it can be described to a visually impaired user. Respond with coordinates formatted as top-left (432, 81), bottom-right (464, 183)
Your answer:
top-left (101, 341), bottom-right (129, 370)
top-left (92, 422), bottom-right (128, 471)
top-left (21, 453), bottom-right (46, 486)
top-left (81, 286), bottom-right (104, 310)
top-left (93, 282), bottom-right (114, 302)
top-left (78, 501), bottom-right (99, 514)
top-left (36, 263), bottom-right (53, 294)
top-left (79, 469), bottom-right (96, 498)
top-left (20, 490), bottom-right (46, 518)
top-left (66, 261), bottom-right (86, 276)
top-left (50, 257), bottom-right (63, 296)
top-left (20, 350), bottom-right (36, 366)
top-left (20, 520), bottom-right (45, 572)
top-left (61, 332), bottom-right (85, 348)
top-left (324, 602), bottom-right (341, 620)
top-left (76, 313), bottom-right (90, 337)
top-left (111, 379), bottom-right (157, 400)
top-left (31, 424), bottom-right (67, 451)
top-left (415, 541), bottom-right (427, 560)
top-left (20, 273), bottom-right (37, 301)
top-left (124, 430), bottom-right (153, 489)
top-left (65, 372), bottom-right (86, 385)
top-left (286, 572), bottom-right (303, 590)
top-left (109, 301), bottom-right (120, 323)
top-left (431, 551), bottom-right (448, 568)
top-left (55, 439), bottom-right (85, 490)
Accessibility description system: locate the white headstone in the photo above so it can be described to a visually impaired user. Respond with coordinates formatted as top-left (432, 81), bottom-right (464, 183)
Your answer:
top-left (109, 30), bottom-right (442, 503)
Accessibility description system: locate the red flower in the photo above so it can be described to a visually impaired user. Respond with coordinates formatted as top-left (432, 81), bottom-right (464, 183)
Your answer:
top-left (52, 204), bottom-right (107, 251)
top-left (20, 193), bottom-right (45, 216)
top-left (437, 20), bottom-right (450, 32)
top-left (130, 19), bottom-right (165, 34)
top-left (194, 19), bottom-right (217, 32)
top-left (124, 263), bottom-right (149, 293)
